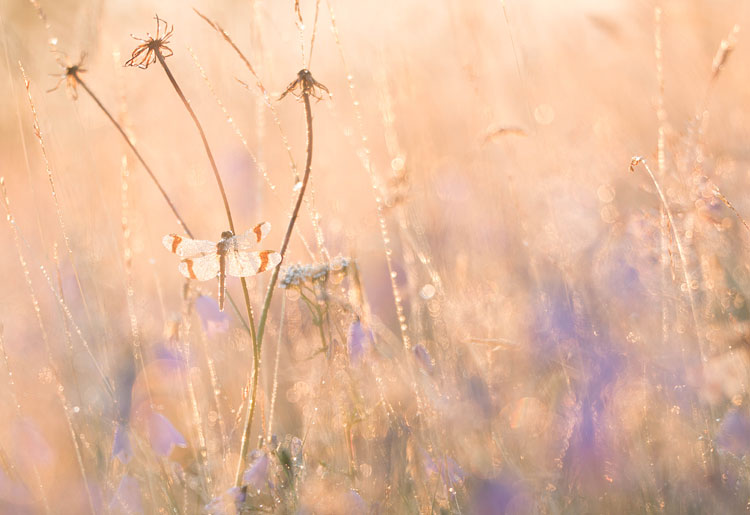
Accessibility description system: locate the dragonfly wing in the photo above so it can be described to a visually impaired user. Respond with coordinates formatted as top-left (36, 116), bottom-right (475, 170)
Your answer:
top-left (226, 249), bottom-right (281, 277)
top-left (234, 222), bottom-right (272, 251)
top-left (178, 255), bottom-right (221, 281)
top-left (163, 234), bottom-right (216, 258)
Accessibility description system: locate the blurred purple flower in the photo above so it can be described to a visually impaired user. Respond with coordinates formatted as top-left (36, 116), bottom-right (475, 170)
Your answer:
top-left (147, 412), bottom-right (187, 457)
top-left (151, 340), bottom-right (196, 374)
top-left (205, 486), bottom-right (246, 515)
top-left (529, 281), bottom-right (581, 365)
top-left (420, 448), bottom-right (464, 487)
top-left (533, 275), bottom-right (626, 400)
top-left (115, 361), bottom-right (136, 422)
top-left (717, 410), bottom-right (750, 456)
top-left (413, 344), bottom-right (434, 374)
top-left (440, 456), bottom-right (465, 486)
top-left (110, 475), bottom-right (143, 514)
top-left (196, 295), bottom-right (230, 337)
top-left (242, 450), bottom-right (270, 492)
top-left (471, 478), bottom-right (514, 515)
top-left (347, 319), bottom-right (373, 367)
top-left (470, 475), bottom-right (530, 515)
top-left (152, 342), bottom-right (184, 363)
top-left (562, 398), bottom-right (614, 494)
top-left (112, 423), bottom-right (133, 464)
top-left (604, 255), bottom-right (645, 304)
top-left (466, 374), bottom-right (492, 419)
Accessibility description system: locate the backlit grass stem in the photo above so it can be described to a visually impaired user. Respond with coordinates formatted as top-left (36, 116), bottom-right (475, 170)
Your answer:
top-left (72, 73), bottom-right (194, 238)
top-left (235, 69), bottom-right (323, 487)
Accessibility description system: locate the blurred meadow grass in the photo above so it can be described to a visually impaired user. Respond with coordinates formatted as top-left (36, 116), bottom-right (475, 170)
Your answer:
top-left (1, 0), bottom-right (750, 513)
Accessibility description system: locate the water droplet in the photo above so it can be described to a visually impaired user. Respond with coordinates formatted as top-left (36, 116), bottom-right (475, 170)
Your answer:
top-left (420, 284), bottom-right (436, 300)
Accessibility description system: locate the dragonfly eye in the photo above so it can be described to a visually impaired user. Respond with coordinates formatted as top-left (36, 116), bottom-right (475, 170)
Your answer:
top-left (220, 230), bottom-right (234, 240)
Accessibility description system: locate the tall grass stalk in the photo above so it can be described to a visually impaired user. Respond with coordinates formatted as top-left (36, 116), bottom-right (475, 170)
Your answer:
top-left (1, 176), bottom-right (100, 514)
top-left (20, 64), bottom-right (95, 335)
top-left (630, 157), bottom-right (704, 363)
top-left (0, 330), bottom-right (51, 514)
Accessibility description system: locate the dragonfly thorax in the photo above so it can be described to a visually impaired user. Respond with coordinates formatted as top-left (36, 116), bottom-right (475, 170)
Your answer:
top-left (216, 231), bottom-right (235, 255)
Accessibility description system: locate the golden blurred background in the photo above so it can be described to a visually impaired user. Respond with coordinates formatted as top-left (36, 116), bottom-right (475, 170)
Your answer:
top-left (1, 0), bottom-right (750, 512)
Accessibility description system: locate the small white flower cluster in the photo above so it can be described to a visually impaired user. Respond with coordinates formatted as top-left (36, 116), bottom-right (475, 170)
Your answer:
top-left (279, 256), bottom-right (352, 288)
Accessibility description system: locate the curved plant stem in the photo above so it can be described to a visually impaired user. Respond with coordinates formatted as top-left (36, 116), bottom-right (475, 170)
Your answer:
top-left (235, 74), bottom-right (318, 487)
top-left (630, 157), bottom-right (703, 363)
top-left (155, 51), bottom-right (233, 233)
top-left (75, 74), bottom-right (194, 238)
top-left (153, 48), bottom-right (258, 349)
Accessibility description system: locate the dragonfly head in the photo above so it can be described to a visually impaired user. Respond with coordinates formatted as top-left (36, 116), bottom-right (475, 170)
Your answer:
top-left (220, 230), bottom-right (234, 240)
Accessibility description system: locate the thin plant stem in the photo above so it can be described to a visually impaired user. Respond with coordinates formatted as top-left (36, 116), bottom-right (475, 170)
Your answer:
top-left (73, 74), bottom-right (194, 238)
top-left (152, 47), bottom-right (258, 353)
top-left (1, 177), bottom-right (99, 514)
top-left (266, 295), bottom-right (286, 443)
top-left (21, 64), bottom-right (96, 334)
top-left (630, 157), bottom-right (704, 364)
top-left (154, 50), bottom-right (233, 232)
top-left (0, 332), bottom-right (51, 514)
top-left (235, 74), bottom-right (318, 487)
top-left (307, 0), bottom-right (322, 69)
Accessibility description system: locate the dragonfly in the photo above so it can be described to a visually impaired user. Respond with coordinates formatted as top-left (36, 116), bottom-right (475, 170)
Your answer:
top-left (163, 222), bottom-right (282, 311)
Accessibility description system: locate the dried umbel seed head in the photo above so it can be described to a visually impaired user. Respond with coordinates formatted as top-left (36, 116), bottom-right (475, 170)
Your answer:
top-left (124, 15), bottom-right (175, 69)
top-left (47, 51), bottom-right (87, 99)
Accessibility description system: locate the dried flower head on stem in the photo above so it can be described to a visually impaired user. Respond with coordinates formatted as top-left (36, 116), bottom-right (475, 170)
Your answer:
top-left (47, 51), bottom-right (86, 99)
top-left (279, 256), bottom-right (352, 289)
top-left (125, 15), bottom-right (174, 69)
top-left (278, 68), bottom-right (330, 102)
